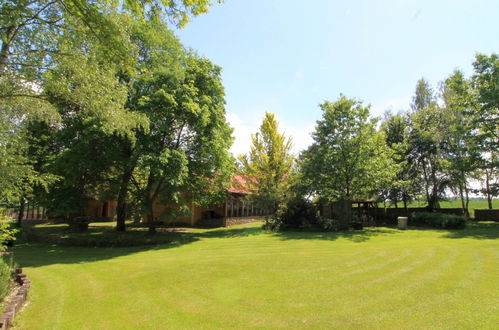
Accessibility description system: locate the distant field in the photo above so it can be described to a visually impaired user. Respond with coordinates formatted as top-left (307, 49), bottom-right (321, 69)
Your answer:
top-left (386, 199), bottom-right (498, 217)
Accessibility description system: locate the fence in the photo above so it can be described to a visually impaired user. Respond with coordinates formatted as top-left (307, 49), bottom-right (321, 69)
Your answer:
top-left (378, 208), bottom-right (464, 225)
top-left (474, 209), bottom-right (499, 222)
top-left (1, 206), bottom-right (46, 220)
top-left (318, 202), bottom-right (465, 226)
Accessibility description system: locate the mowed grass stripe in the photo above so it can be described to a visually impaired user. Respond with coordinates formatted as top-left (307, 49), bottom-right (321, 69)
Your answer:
top-left (12, 222), bottom-right (499, 329)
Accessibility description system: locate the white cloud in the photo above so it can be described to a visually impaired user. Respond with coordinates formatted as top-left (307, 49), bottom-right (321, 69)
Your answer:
top-left (280, 122), bottom-right (315, 155)
top-left (226, 112), bottom-right (315, 157)
top-left (226, 112), bottom-right (255, 156)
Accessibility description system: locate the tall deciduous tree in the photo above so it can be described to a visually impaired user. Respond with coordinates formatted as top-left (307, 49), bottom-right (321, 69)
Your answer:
top-left (441, 70), bottom-right (480, 215)
top-left (407, 79), bottom-right (451, 210)
top-left (380, 112), bottom-right (415, 210)
top-left (131, 56), bottom-right (234, 233)
top-left (471, 53), bottom-right (498, 208)
top-left (104, 16), bottom-right (234, 232)
top-left (238, 112), bottom-right (294, 213)
top-left (300, 96), bottom-right (396, 226)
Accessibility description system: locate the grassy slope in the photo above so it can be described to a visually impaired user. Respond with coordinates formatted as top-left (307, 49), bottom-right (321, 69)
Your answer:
top-left (12, 222), bottom-right (499, 329)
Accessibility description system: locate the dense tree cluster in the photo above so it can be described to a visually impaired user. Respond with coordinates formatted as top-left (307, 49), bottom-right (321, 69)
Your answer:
top-left (379, 57), bottom-right (498, 213)
top-left (0, 0), bottom-right (234, 232)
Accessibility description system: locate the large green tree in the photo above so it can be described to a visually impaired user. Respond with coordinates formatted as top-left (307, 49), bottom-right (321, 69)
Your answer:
top-left (300, 96), bottom-right (396, 224)
top-left (407, 79), bottom-right (451, 210)
top-left (130, 56), bottom-right (234, 233)
top-left (238, 112), bottom-right (294, 213)
top-left (441, 70), bottom-right (480, 215)
top-left (380, 112), bottom-right (416, 210)
top-left (470, 53), bottom-right (498, 208)
top-left (101, 16), bottom-right (234, 232)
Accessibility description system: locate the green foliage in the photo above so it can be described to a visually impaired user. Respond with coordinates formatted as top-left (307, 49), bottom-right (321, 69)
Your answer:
top-left (301, 95), bottom-right (397, 201)
top-left (379, 112), bottom-right (415, 207)
top-left (119, 33), bottom-right (234, 230)
top-left (407, 81), bottom-right (451, 210)
top-left (239, 112), bottom-right (294, 213)
top-left (316, 216), bottom-right (340, 231)
top-left (470, 53), bottom-right (498, 208)
top-left (0, 0), bottom-right (217, 79)
top-left (265, 196), bottom-right (318, 231)
top-left (471, 53), bottom-right (499, 142)
top-left (410, 212), bottom-right (467, 229)
top-left (0, 256), bottom-right (12, 302)
top-left (0, 213), bottom-right (19, 250)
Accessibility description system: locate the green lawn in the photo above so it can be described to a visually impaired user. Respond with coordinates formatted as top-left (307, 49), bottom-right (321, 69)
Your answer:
top-left (12, 222), bottom-right (499, 329)
top-left (399, 199), bottom-right (498, 209)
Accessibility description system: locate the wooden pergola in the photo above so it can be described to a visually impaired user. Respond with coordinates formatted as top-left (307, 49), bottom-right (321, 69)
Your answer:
top-left (351, 200), bottom-right (378, 224)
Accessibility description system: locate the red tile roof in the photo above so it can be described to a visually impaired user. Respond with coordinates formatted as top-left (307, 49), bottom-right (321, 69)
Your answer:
top-left (227, 175), bottom-right (256, 195)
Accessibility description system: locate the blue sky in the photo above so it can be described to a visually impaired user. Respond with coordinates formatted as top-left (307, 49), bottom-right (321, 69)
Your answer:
top-left (174, 0), bottom-right (499, 155)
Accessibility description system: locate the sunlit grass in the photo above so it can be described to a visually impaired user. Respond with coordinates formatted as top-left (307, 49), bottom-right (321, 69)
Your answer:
top-left (12, 222), bottom-right (499, 329)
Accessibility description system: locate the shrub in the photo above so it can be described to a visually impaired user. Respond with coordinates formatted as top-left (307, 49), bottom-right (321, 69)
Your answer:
top-left (262, 216), bottom-right (282, 232)
top-left (0, 219), bottom-right (19, 250)
top-left (0, 260), bottom-right (10, 301)
top-left (316, 216), bottom-right (340, 231)
top-left (263, 196), bottom-right (318, 231)
top-left (0, 254), bottom-right (14, 302)
top-left (410, 212), bottom-right (467, 229)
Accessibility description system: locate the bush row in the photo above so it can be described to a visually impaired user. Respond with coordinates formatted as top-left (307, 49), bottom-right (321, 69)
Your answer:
top-left (409, 212), bottom-right (467, 229)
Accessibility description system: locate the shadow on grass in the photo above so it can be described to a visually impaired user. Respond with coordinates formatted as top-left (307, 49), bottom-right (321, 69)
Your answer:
top-left (272, 228), bottom-right (398, 243)
top-left (441, 221), bottom-right (499, 240)
top-left (198, 226), bottom-right (264, 238)
top-left (12, 221), bottom-right (498, 269)
top-left (12, 223), bottom-right (267, 269)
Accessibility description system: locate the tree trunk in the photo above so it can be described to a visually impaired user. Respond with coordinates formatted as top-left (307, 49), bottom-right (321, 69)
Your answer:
top-left (144, 173), bottom-right (159, 234)
top-left (464, 181), bottom-right (470, 217)
top-left (16, 198), bottom-right (25, 226)
top-left (485, 171), bottom-right (492, 209)
top-left (421, 161), bottom-right (432, 210)
top-left (459, 184), bottom-right (466, 216)
top-left (146, 208), bottom-right (156, 234)
top-left (116, 167), bottom-right (133, 232)
top-left (0, 26), bottom-right (13, 76)
top-left (144, 191), bottom-right (156, 234)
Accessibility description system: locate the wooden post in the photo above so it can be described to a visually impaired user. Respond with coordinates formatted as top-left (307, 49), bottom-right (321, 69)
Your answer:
top-left (190, 201), bottom-right (195, 226)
